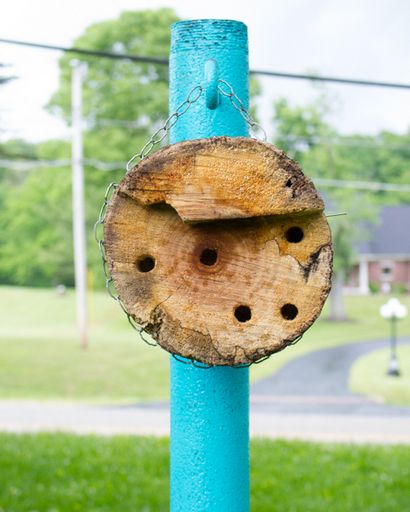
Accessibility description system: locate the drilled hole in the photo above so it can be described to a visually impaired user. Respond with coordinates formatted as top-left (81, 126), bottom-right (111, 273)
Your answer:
top-left (200, 248), bottom-right (218, 266)
top-left (285, 226), bottom-right (304, 243)
top-left (281, 303), bottom-right (298, 320)
top-left (234, 305), bottom-right (252, 323)
top-left (137, 255), bottom-right (155, 273)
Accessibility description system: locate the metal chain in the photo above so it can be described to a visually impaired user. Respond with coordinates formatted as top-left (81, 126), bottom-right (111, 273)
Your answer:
top-left (126, 85), bottom-right (203, 172)
top-left (171, 333), bottom-right (304, 369)
top-left (217, 79), bottom-right (267, 141)
top-left (94, 85), bottom-right (204, 348)
top-left (94, 80), bottom-right (302, 365)
top-left (93, 182), bottom-right (157, 346)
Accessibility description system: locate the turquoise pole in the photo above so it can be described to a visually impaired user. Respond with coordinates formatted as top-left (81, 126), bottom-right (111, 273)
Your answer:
top-left (169, 20), bottom-right (250, 512)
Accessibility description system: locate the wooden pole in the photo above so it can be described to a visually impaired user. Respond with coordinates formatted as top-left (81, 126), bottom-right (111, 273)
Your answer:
top-left (71, 60), bottom-right (88, 350)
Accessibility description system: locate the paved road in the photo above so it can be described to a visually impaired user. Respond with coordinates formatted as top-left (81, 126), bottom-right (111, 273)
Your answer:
top-left (1, 400), bottom-right (410, 444)
top-left (1, 337), bottom-right (409, 444)
top-left (251, 336), bottom-right (410, 415)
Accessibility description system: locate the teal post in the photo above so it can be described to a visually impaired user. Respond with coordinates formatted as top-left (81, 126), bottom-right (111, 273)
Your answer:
top-left (169, 20), bottom-right (250, 511)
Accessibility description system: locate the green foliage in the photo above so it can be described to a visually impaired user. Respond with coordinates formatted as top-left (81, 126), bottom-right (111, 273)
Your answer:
top-left (0, 9), bottom-right (179, 287)
top-left (273, 95), bottom-right (334, 161)
top-left (391, 282), bottom-right (408, 295)
top-left (369, 282), bottom-right (380, 294)
top-left (0, 166), bottom-right (74, 286)
top-left (0, 138), bottom-right (36, 160)
top-left (0, 433), bottom-right (409, 511)
top-left (48, 9), bottom-right (177, 125)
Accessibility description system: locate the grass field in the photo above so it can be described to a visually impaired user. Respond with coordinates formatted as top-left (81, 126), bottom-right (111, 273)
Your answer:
top-left (1, 286), bottom-right (410, 402)
top-left (350, 345), bottom-right (410, 406)
top-left (0, 433), bottom-right (409, 511)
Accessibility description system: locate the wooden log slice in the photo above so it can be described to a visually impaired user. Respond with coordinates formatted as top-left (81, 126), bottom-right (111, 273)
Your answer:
top-left (104, 137), bottom-right (332, 365)
top-left (123, 137), bottom-right (324, 223)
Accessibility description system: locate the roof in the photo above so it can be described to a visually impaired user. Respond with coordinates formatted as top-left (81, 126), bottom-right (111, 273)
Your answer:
top-left (356, 205), bottom-right (410, 256)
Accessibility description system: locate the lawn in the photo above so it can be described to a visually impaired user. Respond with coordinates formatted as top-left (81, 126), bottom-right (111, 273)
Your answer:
top-left (0, 433), bottom-right (408, 512)
top-left (1, 286), bottom-right (410, 402)
top-left (350, 344), bottom-right (410, 406)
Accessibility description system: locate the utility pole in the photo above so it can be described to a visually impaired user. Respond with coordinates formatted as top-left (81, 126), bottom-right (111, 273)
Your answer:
top-left (71, 60), bottom-right (88, 350)
top-left (169, 20), bottom-right (250, 511)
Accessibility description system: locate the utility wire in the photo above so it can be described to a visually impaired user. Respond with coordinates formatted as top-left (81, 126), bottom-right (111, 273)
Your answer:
top-left (0, 158), bottom-right (122, 171)
top-left (1, 38), bottom-right (410, 91)
top-left (253, 135), bottom-right (410, 151)
top-left (314, 178), bottom-right (410, 193)
top-left (0, 39), bottom-right (169, 66)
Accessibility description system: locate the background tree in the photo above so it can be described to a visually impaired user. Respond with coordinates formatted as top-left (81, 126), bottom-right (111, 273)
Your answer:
top-left (0, 8), bottom-right (179, 287)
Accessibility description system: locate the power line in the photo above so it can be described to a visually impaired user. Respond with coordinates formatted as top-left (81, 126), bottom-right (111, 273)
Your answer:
top-left (251, 69), bottom-right (410, 90)
top-left (1, 38), bottom-right (410, 91)
top-left (274, 135), bottom-right (410, 150)
top-left (314, 178), bottom-right (410, 192)
top-left (0, 38), bottom-right (169, 66)
top-left (0, 158), bottom-right (122, 171)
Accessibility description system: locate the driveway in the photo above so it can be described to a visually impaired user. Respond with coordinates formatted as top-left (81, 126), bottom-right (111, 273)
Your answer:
top-left (251, 336), bottom-right (410, 415)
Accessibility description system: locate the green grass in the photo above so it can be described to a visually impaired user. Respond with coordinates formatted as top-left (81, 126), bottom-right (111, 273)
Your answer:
top-left (0, 433), bottom-right (408, 512)
top-left (350, 344), bottom-right (410, 406)
top-left (1, 286), bottom-right (410, 402)
top-left (0, 286), bottom-right (169, 402)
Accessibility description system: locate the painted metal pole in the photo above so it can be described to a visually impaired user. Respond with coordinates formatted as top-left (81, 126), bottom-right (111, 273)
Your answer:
top-left (71, 60), bottom-right (88, 350)
top-left (169, 20), bottom-right (250, 512)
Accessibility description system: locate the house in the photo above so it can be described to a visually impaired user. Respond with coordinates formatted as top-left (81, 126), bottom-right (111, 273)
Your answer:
top-left (346, 205), bottom-right (410, 294)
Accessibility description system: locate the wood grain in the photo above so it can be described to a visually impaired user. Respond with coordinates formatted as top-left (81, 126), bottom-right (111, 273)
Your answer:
top-left (104, 137), bottom-right (332, 365)
top-left (122, 137), bottom-right (324, 223)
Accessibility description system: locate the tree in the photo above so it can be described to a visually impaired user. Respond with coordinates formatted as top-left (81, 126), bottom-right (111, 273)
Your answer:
top-left (0, 164), bottom-right (73, 286)
top-left (51, 8), bottom-right (179, 286)
top-left (0, 8), bottom-right (180, 287)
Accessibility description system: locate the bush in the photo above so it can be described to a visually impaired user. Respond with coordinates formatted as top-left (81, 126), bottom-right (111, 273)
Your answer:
top-left (391, 282), bottom-right (408, 295)
top-left (369, 281), bottom-right (380, 294)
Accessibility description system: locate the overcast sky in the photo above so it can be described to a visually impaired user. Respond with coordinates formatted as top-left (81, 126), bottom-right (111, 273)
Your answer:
top-left (1, 0), bottom-right (409, 142)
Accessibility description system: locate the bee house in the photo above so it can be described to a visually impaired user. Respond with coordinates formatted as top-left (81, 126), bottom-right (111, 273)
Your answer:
top-left (104, 136), bottom-right (332, 365)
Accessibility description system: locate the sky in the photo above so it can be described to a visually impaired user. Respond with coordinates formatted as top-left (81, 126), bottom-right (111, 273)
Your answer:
top-left (1, 0), bottom-right (409, 142)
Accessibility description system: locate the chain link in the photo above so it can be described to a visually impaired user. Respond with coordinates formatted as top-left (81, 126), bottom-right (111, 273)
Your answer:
top-left (217, 79), bottom-right (267, 141)
top-left (93, 182), bottom-right (157, 346)
top-left (126, 85), bottom-right (203, 171)
top-left (95, 85), bottom-right (205, 349)
top-left (95, 80), bottom-right (302, 365)
top-left (171, 333), bottom-right (303, 369)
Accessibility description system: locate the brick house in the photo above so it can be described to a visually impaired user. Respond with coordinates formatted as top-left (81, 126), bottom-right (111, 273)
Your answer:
top-left (346, 205), bottom-right (410, 294)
